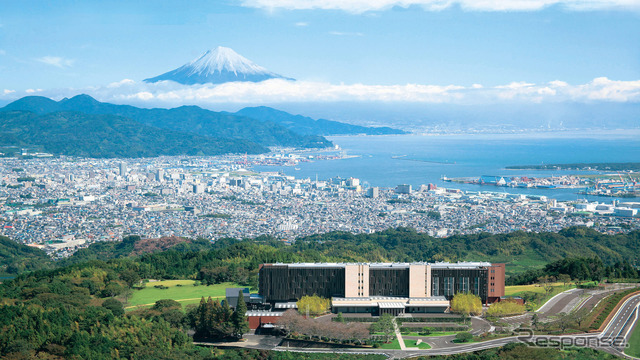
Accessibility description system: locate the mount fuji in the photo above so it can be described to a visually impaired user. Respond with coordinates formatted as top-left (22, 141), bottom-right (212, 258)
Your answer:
top-left (144, 46), bottom-right (294, 85)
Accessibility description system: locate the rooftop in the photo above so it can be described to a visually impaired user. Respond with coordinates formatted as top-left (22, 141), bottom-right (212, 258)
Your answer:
top-left (267, 261), bottom-right (493, 269)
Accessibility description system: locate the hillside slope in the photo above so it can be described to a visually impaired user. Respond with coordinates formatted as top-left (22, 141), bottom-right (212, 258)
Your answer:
top-left (3, 95), bottom-right (332, 149)
top-left (0, 110), bottom-right (266, 158)
top-left (235, 106), bottom-right (406, 136)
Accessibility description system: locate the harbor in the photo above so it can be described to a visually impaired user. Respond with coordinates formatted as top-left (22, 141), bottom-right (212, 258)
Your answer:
top-left (443, 173), bottom-right (640, 198)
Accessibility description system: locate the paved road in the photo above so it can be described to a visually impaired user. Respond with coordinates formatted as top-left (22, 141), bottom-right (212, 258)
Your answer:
top-left (273, 295), bottom-right (640, 359)
top-left (202, 288), bottom-right (640, 359)
top-left (537, 288), bottom-right (584, 315)
top-left (599, 293), bottom-right (640, 356)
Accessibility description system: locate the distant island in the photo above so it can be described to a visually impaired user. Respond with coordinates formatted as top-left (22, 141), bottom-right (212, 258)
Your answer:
top-left (506, 162), bottom-right (640, 172)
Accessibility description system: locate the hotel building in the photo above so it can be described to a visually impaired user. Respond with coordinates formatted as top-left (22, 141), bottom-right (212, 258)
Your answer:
top-left (259, 262), bottom-right (505, 316)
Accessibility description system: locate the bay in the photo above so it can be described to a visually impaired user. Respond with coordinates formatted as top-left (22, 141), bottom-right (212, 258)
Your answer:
top-left (253, 131), bottom-right (640, 201)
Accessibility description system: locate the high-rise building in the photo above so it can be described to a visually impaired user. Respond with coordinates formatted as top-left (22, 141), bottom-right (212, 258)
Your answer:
top-left (396, 184), bottom-right (412, 194)
top-left (119, 162), bottom-right (127, 176)
top-left (367, 187), bottom-right (379, 198)
top-left (347, 177), bottom-right (360, 187)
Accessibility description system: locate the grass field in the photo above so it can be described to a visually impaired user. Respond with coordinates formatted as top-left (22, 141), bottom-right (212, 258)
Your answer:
top-left (625, 324), bottom-right (640, 358)
top-left (504, 282), bottom-right (568, 296)
top-left (401, 331), bottom-right (460, 337)
top-left (377, 336), bottom-right (431, 349)
top-left (477, 250), bottom-right (549, 277)
top-left (126, 280), bottom-right (242, 310)
top-left (378, 337), bottom-right (401, 349)
top-left (404, 339), bottom-right (431, 349)
top-left (504, 282), bottom-right (575, 311)
top-left (505, 282), bottom-right (575, 297)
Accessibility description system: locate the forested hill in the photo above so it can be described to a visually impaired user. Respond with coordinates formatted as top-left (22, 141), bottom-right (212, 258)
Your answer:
top-left (0, 227), bottom-right (637, 358)
top-left (0, 236), bottom-right (52, 276)
top-left (3, 227), bottom-right (639, 280)
top-left (0, 111), bottom-right (266, 158)
top-left (2, 95), bottom-right (332, 149)
top-left (51, 227), bottom-right (640, 279)
top-left (235, 106), bottom-right (407, 136)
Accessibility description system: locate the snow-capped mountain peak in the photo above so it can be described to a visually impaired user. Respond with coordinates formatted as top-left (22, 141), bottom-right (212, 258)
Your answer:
top-left (187, 46), bottom-right (268, 76)
top-left (144, 46), bottom-right (293, 85)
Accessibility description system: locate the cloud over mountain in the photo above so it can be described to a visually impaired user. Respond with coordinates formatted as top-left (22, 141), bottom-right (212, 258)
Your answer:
top-left (1, 77), bottom-right (637, 108)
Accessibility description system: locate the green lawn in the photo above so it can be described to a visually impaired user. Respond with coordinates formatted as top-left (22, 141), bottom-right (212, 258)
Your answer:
top-left (475, 250), bottom-right (549, 277)
top-left (126, 280), bottom-right (242, 310)
top-left (504, 282), bottom-right (576, 311)
top-left (404, 339), bottom-right (431, 349)
top-left (377, 336), bottom-right (431, 349)
top-left (504, 282), bottom-right (568, 296)
top-left (625, 324), bottom-right (640, 358)
top-left (402, 331), bottom-right (461, 337)
top-left (378, 338), bottom-right (401, 349)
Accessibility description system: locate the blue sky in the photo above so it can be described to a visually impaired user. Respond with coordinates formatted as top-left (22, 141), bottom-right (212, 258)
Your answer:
top-left (1, 0), bottom-right (639, 106)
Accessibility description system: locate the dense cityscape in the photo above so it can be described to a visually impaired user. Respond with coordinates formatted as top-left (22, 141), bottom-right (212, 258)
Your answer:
top-left (2, 152), bottom-right (638, 258)
top-left (2, 2), bottom-right (640, 358)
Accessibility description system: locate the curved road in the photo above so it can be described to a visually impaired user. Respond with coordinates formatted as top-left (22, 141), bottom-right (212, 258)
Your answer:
top-left (206, 288), bottom-right (640, 359)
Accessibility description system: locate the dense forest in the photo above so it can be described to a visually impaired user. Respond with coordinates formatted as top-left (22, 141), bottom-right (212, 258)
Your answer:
top-left (0, 236), bottom-right (53, 275)
top-left (4, 226), bottom-right (640, 281)
top-left (0, 110), bottom-right (266, 158)
top-left (1, 227), bottom-right (639, 358)
top-left (506, 256), bottom-right (640, 285)
top-left (235, 106), bottom-right (406, 136)
top-left (2, 95), bottom-right (332, 150)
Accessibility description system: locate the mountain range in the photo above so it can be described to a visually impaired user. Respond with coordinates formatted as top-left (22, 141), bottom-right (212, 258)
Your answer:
top-left (0, 95), bottom-right (406, 158)
top-left (233, 106), bottom-right (406, 136)
top-left (144, 46), bottom-right (293, 85)
top-left (0, 110), bottom-right (265, 158)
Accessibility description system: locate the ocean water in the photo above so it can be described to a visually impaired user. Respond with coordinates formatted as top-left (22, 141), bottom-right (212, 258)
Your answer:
top-left (253, 132), bottom-right (640, 201)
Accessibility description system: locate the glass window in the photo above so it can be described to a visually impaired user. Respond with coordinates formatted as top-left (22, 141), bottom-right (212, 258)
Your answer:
top-left (432, 276), bottom-right (439, 296)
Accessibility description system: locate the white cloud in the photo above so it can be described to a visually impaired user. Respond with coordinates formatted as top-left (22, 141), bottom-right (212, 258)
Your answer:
top-left (36, 56), bottom-right (75, 68)
top-left (295, 21), bottom-right (309, 26)
top-left (239, 0), bottom-right (639, 12)
top-left (3, 89), bottom-right (15, 95)
top-left (107, 79), bottom-right (136, 88)
top-left (2, 77), bottom-right (639, 105)
top-left (329, 31), bottom-right (364, 36)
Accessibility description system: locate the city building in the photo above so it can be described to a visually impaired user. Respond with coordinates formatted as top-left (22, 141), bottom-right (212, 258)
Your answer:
top-left (258, 262), bottom-right (505, 316)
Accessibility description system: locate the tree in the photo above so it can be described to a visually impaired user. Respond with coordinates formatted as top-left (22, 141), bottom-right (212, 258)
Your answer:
top-left (455, 332), bottom-right (473, 343)
top-left (230, 290), bottom-right (249, 339)
top-left (335, 312), bottom-right (344, 323)
top-left (555, 312), bottom-right (571, 333)
top-left (531, 313), bottom-right (539, 330)
top-left (102, 298), bottom-right (124, 317)
top-left (572, 308), bottom-right (590, 329)
top-left (450, 293), bottom-right (482, 317)
top-left (119, 269), bottom-right (141, 289)
top-left (278, 309), bottom-right (302, 335)
top-left (486, 300), bottom-right (525, 317)
top-left (558, 274), bottom-right (572, 288)
top-left (421, 327), bottom-right (434, 335)
top-left (153, 299), bottom-right (182, 312)
top-left (296, 295), bottom-right (331, 316)
top-left (373, 313), bottom-right (395, 343)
